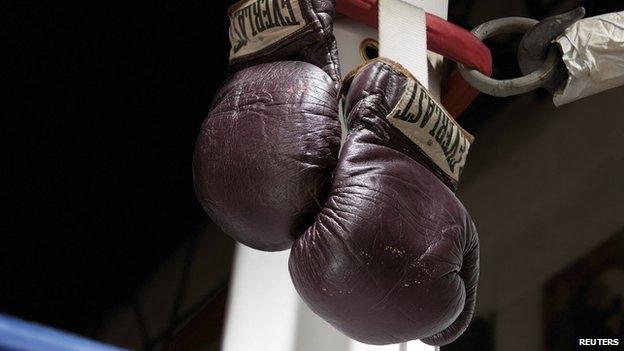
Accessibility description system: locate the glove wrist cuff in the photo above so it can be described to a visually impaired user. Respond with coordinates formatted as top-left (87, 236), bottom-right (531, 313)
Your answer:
top-left (345, 58), bottom-right (474, 190)
top-left (226, 0), bottom-right (340, 80)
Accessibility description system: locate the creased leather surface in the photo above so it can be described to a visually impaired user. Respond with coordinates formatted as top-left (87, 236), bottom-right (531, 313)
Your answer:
top-left (193, 62), bottom-right (340, 251)
top-left (193, 0), bottom-right (341, 251)
top-left (289, 59), bottom-right (479, 345)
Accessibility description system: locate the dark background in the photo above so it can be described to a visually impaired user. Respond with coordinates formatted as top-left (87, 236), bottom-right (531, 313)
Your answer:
top-left (3, 0), bottom-right (623, 349)
top-left (3, 1), bottom-right (231, 334)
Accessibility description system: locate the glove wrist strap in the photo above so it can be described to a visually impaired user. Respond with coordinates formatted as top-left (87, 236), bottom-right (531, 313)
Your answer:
top-left (346, 57), bottom-right (474, 190)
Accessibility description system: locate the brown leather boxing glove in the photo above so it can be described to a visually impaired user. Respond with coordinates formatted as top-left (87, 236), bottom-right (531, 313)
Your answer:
top-left (193, 0), bottom-right (341, 251)
top-left (289, 58), bottom-right (479, 345)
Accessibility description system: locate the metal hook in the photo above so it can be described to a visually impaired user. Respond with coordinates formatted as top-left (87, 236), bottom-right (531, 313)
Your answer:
top-left (457, 8), bottom-right (586, 98)
top-left (517, 7), bottom-right (586, 93)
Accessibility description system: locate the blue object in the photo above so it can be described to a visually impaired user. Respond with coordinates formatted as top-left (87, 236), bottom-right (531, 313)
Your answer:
top-left (0, 314), bottom-right (129, 351)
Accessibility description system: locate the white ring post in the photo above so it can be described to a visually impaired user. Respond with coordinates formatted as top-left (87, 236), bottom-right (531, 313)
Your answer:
top-left (351, 2), bottom-right (446, 350)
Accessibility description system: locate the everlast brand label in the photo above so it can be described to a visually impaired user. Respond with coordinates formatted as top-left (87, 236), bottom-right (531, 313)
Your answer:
top-left (387, 79), bottom-right (473, 182)
top-left (228, 0), bottom-right (306, 60)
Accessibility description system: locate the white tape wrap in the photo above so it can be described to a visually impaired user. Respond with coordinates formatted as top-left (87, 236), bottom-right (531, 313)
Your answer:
top-left (554, 11), bottom-right (624, 106)
top-left (379, 0), bottom-right (428, 87)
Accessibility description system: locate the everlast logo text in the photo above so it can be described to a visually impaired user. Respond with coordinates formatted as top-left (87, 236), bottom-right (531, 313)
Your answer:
top-left (388, 79), bottom-right (473, 182)
top-left (228, 0), bottom-right (306, 60)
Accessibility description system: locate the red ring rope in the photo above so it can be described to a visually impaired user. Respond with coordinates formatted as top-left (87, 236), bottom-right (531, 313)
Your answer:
top-left (336, 0), bottom-right (492, 118)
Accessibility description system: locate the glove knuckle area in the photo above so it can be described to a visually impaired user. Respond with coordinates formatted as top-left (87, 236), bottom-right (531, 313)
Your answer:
top-left (420, 219), bottom-right (479, 345)
top-left (193, 61), bottom-right (340, 251)
top-left (289, 137), bottom-right (479, 344)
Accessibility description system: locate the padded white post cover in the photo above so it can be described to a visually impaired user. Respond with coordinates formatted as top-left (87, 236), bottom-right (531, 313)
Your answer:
top-left (554, 11), bottom-right (624, 106)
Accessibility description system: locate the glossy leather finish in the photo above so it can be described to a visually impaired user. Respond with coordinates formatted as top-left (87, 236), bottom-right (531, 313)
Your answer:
top-left (193, 62), bottom-right (340, 251)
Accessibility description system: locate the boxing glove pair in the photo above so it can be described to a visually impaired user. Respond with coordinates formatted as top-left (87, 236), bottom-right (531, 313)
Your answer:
top-left (193, 0), bottom-right (479, 345)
